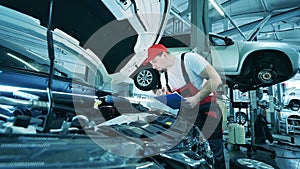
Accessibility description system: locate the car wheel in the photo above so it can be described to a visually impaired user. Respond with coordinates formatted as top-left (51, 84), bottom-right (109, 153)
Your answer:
top-left (230, 157), bottom-right (279, 169)
top-left (134, 68), bottom-right (159, 91)
top-left (289, 100), bottom-right (300, 111)
top-left (236, 112), bottom-right (247, 125)
top-left (239, 52), bottom-right (291, 91)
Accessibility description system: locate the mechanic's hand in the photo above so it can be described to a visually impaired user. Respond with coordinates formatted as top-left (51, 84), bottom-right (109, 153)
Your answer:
top-left (155, 87), bottom-right (168, 95)
top-left (182, 95), bottom-right (199, 109)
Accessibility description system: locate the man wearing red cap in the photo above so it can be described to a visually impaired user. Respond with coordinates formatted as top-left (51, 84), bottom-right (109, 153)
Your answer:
top-left (144, 43), bottom-right (225, 169)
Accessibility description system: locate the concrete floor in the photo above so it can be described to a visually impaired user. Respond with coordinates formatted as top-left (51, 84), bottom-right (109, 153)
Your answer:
top-left (223, 133), bottom-right (300, 169)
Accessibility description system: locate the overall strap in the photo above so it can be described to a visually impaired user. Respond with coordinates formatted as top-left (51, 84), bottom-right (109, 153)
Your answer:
top-left (180, 52), bottom-right (190, 84)
top-left (180, 52), bottom-right (217, 104)
top-left (164, 71), bottom-right (172, 93)
top-left (164, 53), bottom-right (188, 94)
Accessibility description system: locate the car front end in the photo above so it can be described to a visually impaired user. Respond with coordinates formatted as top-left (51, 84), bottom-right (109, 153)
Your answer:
top-left (0, 3), bottom-right (214, 168)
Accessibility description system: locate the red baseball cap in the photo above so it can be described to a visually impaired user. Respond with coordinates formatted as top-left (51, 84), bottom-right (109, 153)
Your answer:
top-left (143, 44), bottom-right (168, 65)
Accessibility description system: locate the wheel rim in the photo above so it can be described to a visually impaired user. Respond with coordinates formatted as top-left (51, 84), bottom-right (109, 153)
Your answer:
top-left (237, 114), bottom-right (246, 124)
top-left (258, 68), bottom-right (276, 84)
top-left (237, 158), bottom-right (275, 169)
top-left (136, 70), bottom-right (153, 87)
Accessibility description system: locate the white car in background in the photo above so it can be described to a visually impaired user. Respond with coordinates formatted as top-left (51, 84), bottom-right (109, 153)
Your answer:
top-left (282, 75), bottom-right (300, 111)
top-left (283, 88), bottom-right (300, 111)
top-left (278, 109), bottom-right (300, 134)
top-left (154, 33), bottom-right (300, 92)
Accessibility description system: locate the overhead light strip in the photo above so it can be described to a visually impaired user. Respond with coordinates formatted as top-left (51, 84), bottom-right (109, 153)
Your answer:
top-left (209, 0), bottom-right (225, 16)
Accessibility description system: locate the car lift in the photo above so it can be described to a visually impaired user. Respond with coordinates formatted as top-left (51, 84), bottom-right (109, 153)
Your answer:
top-left (227, 88), bottom-right (276, 157)
top-left (248, 90), bottom-right (276, 156)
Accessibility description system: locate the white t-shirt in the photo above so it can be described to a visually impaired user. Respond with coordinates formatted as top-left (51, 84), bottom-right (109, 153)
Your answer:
top-left (166, 52), bottom-right (209, 91)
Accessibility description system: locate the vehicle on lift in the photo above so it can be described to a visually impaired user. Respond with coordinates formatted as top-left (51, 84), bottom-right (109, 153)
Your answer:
top-left (138, 33), bottom-right (299, 92)
top-left (135, 14), bottom-right (299, 92)
top-left (0, 3), bottom-right (215, 169)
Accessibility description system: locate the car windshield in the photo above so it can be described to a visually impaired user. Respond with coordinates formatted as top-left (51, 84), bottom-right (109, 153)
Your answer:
top-left (0, 6), bottom-right (112, 91)
top-left (0, 44), bottom-right (50, 73)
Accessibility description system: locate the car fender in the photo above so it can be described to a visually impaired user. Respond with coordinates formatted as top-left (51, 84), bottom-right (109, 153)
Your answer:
top-left (236, 41), bottom-right (299, 74)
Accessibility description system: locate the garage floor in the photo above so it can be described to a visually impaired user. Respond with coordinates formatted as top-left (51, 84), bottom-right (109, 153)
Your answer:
top-left (223, 133), bottom-right (300, 169)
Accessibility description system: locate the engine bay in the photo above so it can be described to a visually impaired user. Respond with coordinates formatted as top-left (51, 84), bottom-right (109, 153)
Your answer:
top-left (0, 70), bottom-right (214, 168)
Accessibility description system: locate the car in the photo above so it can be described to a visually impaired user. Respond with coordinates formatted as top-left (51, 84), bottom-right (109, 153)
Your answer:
top-left (134, 14), bottom-right (300, 92)
top-left (0, 4), bottom-right (215, 169)
top-left (278, 109), bottom-right (300, 134)
top-left (283, 88), bottom-right (300, 111)
top-left (279, 109), bottom-right (300, 120)
top-left (147, 32), bottom-right (300, 92)
top-left (4, 1), bottom-right (298, 93)
top-left (282, 77), bottom-right (300, 111)
top-left (0, 0), bottom-right (170, 91)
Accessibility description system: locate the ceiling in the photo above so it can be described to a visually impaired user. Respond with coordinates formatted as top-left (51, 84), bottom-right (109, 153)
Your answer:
top-left (165, 0), bottom-right (300, 51)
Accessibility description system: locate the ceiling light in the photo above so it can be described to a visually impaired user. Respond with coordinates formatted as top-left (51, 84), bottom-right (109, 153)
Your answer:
top-left (209, 0), bottom-right (225, 16)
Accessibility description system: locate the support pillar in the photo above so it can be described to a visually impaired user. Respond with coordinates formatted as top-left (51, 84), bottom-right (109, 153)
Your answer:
top-left (191, 0), bottom-right (211, 62)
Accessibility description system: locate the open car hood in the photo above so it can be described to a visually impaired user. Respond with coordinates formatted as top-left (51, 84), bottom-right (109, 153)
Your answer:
top-left (0, 3), bottom-right (217, 168)
top-left (0, 0), bottom-right (170, 77)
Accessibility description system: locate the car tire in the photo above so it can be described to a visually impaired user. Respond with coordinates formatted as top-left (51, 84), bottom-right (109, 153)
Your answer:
top-left (134, 68), bottom-right (159, 91)
top-left (236, 112), bottom-right (247, 125)
top-left (289, 100), bottom-right (300, 111)
top-left (229, 156), bottom-right (279, 169)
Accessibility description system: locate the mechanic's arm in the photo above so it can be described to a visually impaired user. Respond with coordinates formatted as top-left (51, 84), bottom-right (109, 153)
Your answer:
top-left (184, 64), bottom-right (221, 108)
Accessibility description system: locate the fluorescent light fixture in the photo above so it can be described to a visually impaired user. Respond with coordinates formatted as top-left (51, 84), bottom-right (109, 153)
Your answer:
top-left (209, 0), bottom-right (225, 16)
